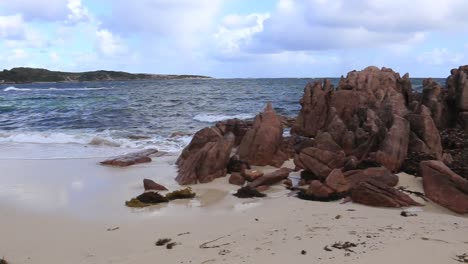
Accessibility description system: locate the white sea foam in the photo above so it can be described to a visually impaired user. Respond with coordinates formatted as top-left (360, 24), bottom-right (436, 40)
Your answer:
top-left (3, 86), bottom-right (111, 92)
top-left (193, 113), bottom-right (255, 123)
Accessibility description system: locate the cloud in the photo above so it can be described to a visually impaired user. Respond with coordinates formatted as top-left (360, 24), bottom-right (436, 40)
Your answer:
top-left (417, 48), bottom-right (464, 65)
top-left (0, 14), bottom-right (26, 39)
top-left (0, 0), bottom-right (68, 21)
top-left (66, 0), bottom-right (91, 24)
top-left (242, 0), bottom-right (468, 53)
top-left (95, 29), bottom-right (127, 57)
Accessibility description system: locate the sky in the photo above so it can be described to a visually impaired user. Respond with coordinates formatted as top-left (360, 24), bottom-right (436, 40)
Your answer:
top-left (0, 0), bottom-right (467, 78)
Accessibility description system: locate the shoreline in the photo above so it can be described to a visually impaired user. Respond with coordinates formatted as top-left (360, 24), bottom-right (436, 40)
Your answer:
top-left (0, 156), bottom-right (467, 264)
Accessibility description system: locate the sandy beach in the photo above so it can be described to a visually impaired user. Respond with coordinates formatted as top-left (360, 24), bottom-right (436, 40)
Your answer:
top-left (1, 154), bottom-right (467, 264)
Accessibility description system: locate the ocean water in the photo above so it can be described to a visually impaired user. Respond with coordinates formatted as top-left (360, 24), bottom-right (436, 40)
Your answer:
top-left (0, 78), bottom-right (445, 159)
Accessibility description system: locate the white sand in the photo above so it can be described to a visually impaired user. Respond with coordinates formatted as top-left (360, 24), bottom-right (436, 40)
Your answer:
top-left (0, 156), bottom-right (467, 264)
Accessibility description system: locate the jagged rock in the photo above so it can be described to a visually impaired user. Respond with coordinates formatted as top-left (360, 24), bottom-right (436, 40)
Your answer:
top-left (325, 169), bottom-right (350, 193)
top-left (229, 173), bottom-right (246, 186)
top-left (294, 147), bottom-right (345, 179)
top-left (407, 105), bottom-right (443, 158)
top-left (375, 115), bottom-right (410, 172)
top-left (344, 167), bottom-right (398, 188)
top-left (215, 118), bottom-right (253, 146)
top-left (143, 179), bottom-right (168, 191)
top-left (420, 160), bottom-right (468, 214)
top-left (447, 65), bottom-right (468, 131)
top-left (343, 156), bottom-right (359, 171)
top-left (100, 149), bottom-right (159, 167)
top-left (306, 180), bottom-right (335, 199)
top-left (238, 103), bottom-right (289, 167)
top-left (242, 169), bottom-right (264, 182)
top-left (247, 168), bottom-right (292, 188)
top-left (176, 127), bottom-right (235, 185)
top-left (350, 180), bottom-right (421, 208)
top-left (421, 78), bottom-right (448, 128)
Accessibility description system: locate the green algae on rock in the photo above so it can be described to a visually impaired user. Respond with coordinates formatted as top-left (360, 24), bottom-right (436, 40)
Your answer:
top-left (125, 192), bottom-right (169, 208)
top-left (165, 188), bottom-right (196, 201)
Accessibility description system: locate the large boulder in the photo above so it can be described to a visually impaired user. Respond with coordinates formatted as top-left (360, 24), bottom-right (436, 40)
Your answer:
top-left (375, 115), bottom-right (410, 172)
top-left (350, 180), bottom-right (421, 208)
top-left (176, 127), bottom-right (235, 185)
top-left (420, 160), bottom-right (468, 214)
top-left (294, 147), bottom-right (346, 180)
top-left (238, 103), bottom-right (289, 167)
top-left (100, 149), bottom-right (159, 167)
top-left (325, 169), bottom-right (350, 193)
top-left (247, 168), bottom-right (292, 188)
top-left (407, 105), bottom-right (443, 159)
top-left (447, 65), bottom-right (468, 132)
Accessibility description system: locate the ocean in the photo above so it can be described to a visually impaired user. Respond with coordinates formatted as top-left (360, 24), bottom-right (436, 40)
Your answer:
top-left (0, 77), bottom-right (446, 159)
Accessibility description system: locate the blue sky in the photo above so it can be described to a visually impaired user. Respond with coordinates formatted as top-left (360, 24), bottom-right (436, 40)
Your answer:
top-left (0, 0), bottom-right (467, 77)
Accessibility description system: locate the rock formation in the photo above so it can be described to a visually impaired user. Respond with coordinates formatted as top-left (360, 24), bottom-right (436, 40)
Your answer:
top-left (238, 103), bottom-right (289, 167)
top-left (100, 149), bottom-right (159, 167)
top-left (350, 180), bottom-right (421, 208)
top-left (447, 65), bottom-right (468, 132)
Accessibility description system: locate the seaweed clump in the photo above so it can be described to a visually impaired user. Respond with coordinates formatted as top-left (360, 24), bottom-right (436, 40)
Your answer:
top-left (233, 186), bottom-right (267, 198)
top-left (165, 187), bottom-right (196, 201)
top-left (125, 192), bottom-right (169, 208)
top-left (155, 238), bottom-right (172, 246)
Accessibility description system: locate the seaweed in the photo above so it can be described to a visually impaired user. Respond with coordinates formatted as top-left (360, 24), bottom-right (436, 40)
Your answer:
top-left (165, 187), bottom-right (196, 201)
top-left (297, 189), bottom-right (347, 202)
top-left (156, 238), bottom-right (172, 246)
top-left (233, 186), bottom-right (266, 198)
top-left (166, 242), bottom-right (177, 249)
top-left (125, 192), bottom-right (169, 208)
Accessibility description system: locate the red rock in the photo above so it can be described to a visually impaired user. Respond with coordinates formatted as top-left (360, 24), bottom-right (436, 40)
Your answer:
top-left (375, 115), bottom-right (410, 172)
top-left (350, 180), bottom-right (421, 208)
top-left (238, 103), bottom-right (288, 167)
top-left (325, 169), bottom-right (350, 193)
top-left (100, 149), bottom-right (158, 167)
top-left (344, 167), bottom-right (398, 188)
top-left (407, 105), bottom-right (443, 158)
top-left (242, 169), bottom-right (264, 182)
top-left (176, 128), bottom-right (235, 185)
top-left (143, 179), bottom-right (168, 191)
top-left (306, 180), bottom-right (335, 199)
top-left (247, 168), bottom-right (292, 188)
top-left (446, 65), bottom-right (468, 132)
top-left (229, 173), bottom-right (246, 186)
top-left (420, 160), bottom-right (468, 214)
top-left (294, 147), bottom-right (345, 179)
top-left (215, 118), bottom-right (253, 146)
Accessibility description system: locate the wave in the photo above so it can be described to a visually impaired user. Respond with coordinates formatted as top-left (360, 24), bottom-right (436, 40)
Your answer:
top-left (3, 86), bottom-right (111, 92)
top-left (0, 131), bottom-right (192, 154)
top-left (193, 113), bottom-right (255, 123)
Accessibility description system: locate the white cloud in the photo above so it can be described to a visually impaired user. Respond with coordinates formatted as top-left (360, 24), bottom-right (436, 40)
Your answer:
top-left (66, 0), bottom-right (91, 24)
top-left (417, 48), bottom-right (464, 65)
top-left (49, 52), bottom-right (60, 63)
top-left (0, 0), bottom-right (68, 21)
top-left (95, 29), bottom-right (127, 57)
top-left (0, 14), bottom-right (26, 39)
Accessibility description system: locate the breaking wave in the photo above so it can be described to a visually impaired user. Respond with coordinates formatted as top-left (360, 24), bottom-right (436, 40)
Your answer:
top-left (193, 113), bottom-right (255, 123)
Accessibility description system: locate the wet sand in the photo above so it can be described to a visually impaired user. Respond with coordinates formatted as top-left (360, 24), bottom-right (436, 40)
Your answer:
top-left (0, 156), bottom-right (467, 264)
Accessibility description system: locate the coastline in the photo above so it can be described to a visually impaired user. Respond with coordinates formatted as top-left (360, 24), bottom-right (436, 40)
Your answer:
top-left (1, 155), bottom-right (467, 264)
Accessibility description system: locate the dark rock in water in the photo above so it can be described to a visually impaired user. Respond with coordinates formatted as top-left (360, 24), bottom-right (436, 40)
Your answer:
top-left (176, 127), bottom-right (235, 185)
top-left (100, 149), bottom-right (159, 167)
top-left (227, 155), bottom-right (250, 174)
top-left (229, 173), bottom-right (246, 186)
top-left (233, 186), bottom-right (266, 198)
top-left (344, 167), bottom-right (398, 188)
top-left (238, 103), bottom-right (289, 167)
top-left (350, 180), bottom-right (421, 208)
top-left (143, 179), bottom-right (168, 191)
top-left (165, 188), bottom-right (196, 201)
top-left (420, 160), bottom-right (468, 214)
top-left (400, 152), bottom-right (436, 176)
top-left (126, 192), bottom-right (169, 207)
top-left (247, 168), bottom-right (292, 188)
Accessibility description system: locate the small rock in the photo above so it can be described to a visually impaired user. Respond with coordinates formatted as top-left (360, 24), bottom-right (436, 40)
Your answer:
top-left (156, 238), bottom-right (172, 246)
top-left (229, 173), bottom-right (246, 186)
top-left (243, 169), bottom-right (264, 182)
top-left (301, 250), bottom-right (307, 255)
top-left (143, 179), bottom-right (168, 191)
top-left (255, 185), bottom-right (270, 192)
top-left (400, 211), bottom-right (417, 217)
top-left (166, 242), bottom-right (177, 249)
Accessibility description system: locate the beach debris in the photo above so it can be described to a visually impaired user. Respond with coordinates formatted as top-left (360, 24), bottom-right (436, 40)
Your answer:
top-left (165, 187), bottom-right (196, 200)
top-left (100, 148), bottom-right (158, 167)
top-left (454, 253), bottom-right (468, 263)
top-left (397, 186), bottom-right (428, 202)
top-left (155, 238), bottom-right (172, 246)
top-left (323, 246), bottom-right (332, 252)
top-left (228, 173), bottom-right (246, 186)
top-left (233, 186), bottom-right (266, 198)
top-left (283, 178), bottom-right (293, 187)
top-left (106, 227), bottom-right (120, 231)
top-left (301, 250), bottom-right (307, 255)
top-left (400, 211), bottom-right (417, 217)
top-left (166, 242), bottom-right (178, 249)
top-left (331, 241), bottom-right (357, 252)
top-left (219, 249), bottom-right (231, 255)
top-left (200, 236), bottom-right (231, 249)
top-left (143, 179), bottom-right (168, 191)
top-left (177, 232), bottom-right (190, 236)
top-left (126, 192), bottom-right (169, 208)
top-left (335, 215), bottom-right (342, 219)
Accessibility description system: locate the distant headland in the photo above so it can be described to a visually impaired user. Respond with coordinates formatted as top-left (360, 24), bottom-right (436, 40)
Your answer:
top-left (0, 67), bottom-right (212, 84)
